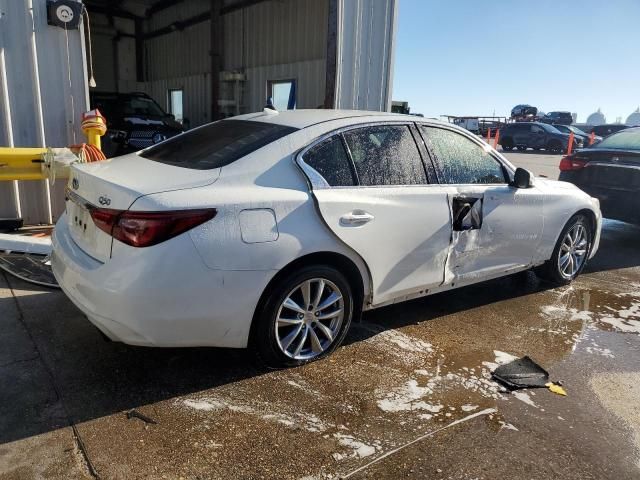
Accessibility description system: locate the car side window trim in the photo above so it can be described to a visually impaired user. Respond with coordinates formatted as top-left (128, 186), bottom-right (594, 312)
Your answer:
top-left (417, 124), bottom-right (513, 186)
top-left (297, 121), bottom-right (434, 190)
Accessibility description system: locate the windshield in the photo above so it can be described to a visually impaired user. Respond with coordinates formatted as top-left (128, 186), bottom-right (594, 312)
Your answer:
top-left (568, 125), bottom-right (587, 136)
top-left (122, 96), bottom-right (166, 117)
top-left (593, 128), bottom-right (640, 150)
top-left (140, 120), bottom-right (298, 170)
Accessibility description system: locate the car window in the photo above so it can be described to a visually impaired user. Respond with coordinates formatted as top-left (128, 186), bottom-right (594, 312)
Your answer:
top-left (140, 120), bottom-right (298, 170)
top-left (531, 125), bottom-right (544, 134)
top-left (594, 128), bottom-right (640, 149)
top-left (303, 136), bottom-right (356, 187)
top-left (342, 125), bottom-right (427, 186)
top-left (421, 126), bottom-right (507, 185)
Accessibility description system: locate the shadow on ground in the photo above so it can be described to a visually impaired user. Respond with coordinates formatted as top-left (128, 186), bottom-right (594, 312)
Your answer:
top-left (0, 218), bottom-right (638, 447)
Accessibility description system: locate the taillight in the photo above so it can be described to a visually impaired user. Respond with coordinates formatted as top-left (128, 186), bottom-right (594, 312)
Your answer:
top-left (89, 208), bottom-right (217, 247)
top-left (559, 156), bottom-right (587, 171)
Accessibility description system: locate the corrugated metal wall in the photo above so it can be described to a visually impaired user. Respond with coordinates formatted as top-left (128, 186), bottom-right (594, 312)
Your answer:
top-left (336, 0), bottom-right (397, 112)
top-left (1, 0), bottom-right (397, 225)
top-left (139, 0), bottom-right (328, 122)
top-left (0, 0), bottom-right (88, 224)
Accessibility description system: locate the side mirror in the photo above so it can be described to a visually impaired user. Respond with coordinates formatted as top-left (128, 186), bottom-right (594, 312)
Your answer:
top-left (165, 113), bottom-right (176, 121)
top-left (512, 167), bottom-right (533, 188)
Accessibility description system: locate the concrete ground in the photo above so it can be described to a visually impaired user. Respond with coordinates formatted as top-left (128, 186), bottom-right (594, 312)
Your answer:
top-left (2, 151), bottom-right (640, 480)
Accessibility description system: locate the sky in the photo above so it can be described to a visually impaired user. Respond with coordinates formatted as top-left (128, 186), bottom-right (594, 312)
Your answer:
top-left (392, 0), bottom-right (640, 123)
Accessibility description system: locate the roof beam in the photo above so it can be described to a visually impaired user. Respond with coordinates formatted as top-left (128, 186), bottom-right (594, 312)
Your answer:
top-left (220, 0), bottom-right (271, 15)
top-left (84, 2), bottom-right (142, 21)
top-left (146, 0), bottom-right (184, 18)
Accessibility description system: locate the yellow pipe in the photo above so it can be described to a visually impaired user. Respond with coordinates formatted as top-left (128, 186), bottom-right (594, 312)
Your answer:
top-left (86, 130), bottom-right (101, 150)
top-left (0, 147), bottom-right (47, 181)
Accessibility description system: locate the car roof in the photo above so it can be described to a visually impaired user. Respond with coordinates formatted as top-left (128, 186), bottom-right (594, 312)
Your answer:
top-left (227, 109), bottom-right (436, 129)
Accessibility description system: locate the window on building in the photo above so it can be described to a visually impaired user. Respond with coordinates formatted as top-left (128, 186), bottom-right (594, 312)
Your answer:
top-left (420, 126), bottom-right (507, 185)
top-left (268, 79), bottom-right (296, 110)
top-left (304, 136), bottom-right (356, 187)
top-left (342, 125), bottom-right (427, 186)
top-left (168, 89), bottom-right (183, 123)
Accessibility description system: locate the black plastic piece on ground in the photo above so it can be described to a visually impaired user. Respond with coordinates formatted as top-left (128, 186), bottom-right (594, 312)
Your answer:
top-left (491, 356), bottom-right (549, 390)
top-left (0, 218), bottom-right (23, 232)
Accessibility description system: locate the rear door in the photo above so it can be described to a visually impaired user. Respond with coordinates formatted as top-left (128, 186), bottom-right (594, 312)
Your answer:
top-left (512, 124), bottom-right (529, 146)
top-left (419, 125), bottom-right (545, 283)
top-left (297, 123), bottom-right (452, 305)
top-left (529, 124), bottom-right (547, 149)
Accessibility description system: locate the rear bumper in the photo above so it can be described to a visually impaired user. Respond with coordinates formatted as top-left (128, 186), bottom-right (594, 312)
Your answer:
top-left (52, 214), bottom-right (275, 348)
top-left (560, 173), bottom-right (639, 225)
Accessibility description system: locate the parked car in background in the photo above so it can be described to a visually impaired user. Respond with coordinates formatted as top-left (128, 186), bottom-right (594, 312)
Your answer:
top-left (90, 92), bottom-right (184, 157)
top-left (559, 127), bottom-right (640, 225)
top-left (500, 122), bottom-right (583, 153)
top-left (553, 124), bottom-right (602, 146)
top-left (589, 124), bottom-right (630, 138)
top-left (510, 104), bottom-right (538, 121)
top-left (52, 110), bottom-right (601, 368)
top-left (540, 111), bottom-right (573, 126)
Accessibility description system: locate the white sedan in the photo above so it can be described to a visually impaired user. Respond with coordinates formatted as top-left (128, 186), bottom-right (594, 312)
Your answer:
top-left (52, 110), bottom-right (602, 367)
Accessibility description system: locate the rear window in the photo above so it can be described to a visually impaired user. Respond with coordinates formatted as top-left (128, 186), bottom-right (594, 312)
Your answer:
top-left (594, 128), bottom-right (640, 150)
top-left (140, 120), bottom-right (297, 169)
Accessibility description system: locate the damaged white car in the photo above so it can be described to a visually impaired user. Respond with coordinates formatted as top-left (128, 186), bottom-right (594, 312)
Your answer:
top-left (52, 110), bottom-right (602, 367)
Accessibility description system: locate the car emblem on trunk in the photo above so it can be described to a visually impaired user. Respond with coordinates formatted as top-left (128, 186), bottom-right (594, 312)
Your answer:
top-left (98, 196), bottom-right (111, 206)
top-left (72, 178), bottom-right (79, 190)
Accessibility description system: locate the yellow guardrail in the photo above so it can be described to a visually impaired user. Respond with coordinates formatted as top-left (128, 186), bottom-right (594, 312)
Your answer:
top-left (0, 147), bottom-right (48, 181)
top-left (0, 109), bottom-right (107, 182)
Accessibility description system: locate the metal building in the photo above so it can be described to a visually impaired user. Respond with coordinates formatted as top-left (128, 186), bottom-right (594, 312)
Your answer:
top-left (0, 0), bottom-right (398, 225)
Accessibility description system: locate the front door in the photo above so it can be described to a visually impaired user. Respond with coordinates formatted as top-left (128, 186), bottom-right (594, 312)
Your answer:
top-left (419, 124), bottom-right (544, 284)
top-left (296, 124), bottom-right (452, 305)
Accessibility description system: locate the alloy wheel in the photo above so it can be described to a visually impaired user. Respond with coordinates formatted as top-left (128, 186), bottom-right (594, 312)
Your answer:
top-left (558, 223), bottom-right (589, 279)
top-left (275, 278), bottom-right (345, 360)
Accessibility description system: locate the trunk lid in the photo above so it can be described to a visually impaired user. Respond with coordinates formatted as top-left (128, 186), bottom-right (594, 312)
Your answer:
top-left (65, 153), bottom-right (219, 262)
top-left (576, 149), bottom-right (640, 191)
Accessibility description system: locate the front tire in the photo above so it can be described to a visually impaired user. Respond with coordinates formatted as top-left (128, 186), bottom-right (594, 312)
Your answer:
top-left (535, 214), bottom-right (592, 285)
top-left (251, 265), bottom-right (353, 368)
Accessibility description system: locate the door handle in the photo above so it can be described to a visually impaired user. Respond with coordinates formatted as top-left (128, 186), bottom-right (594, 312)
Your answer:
top-left (340, 211), bottom-right (374, 226)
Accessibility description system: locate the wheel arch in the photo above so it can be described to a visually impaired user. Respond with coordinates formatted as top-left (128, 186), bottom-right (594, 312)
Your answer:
top-left (249, 251), bottom-right (370, 344)
top-left (548, 208), bottom-right (598, 260)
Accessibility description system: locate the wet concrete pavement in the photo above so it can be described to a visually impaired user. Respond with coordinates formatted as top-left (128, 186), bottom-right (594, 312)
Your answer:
top-left (2, 210), bottom-right (640, 477)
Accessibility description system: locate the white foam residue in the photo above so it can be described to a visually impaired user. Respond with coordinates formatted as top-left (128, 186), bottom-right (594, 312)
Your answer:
top-left (181, 397), bottom-right (329, 432)
top-left (512, 391), bottom-right (538, 408)
top-left (599, 316), bottom-right (640, 334)
top-left (333, 433), bottom-right (378, 458)
top-left (414, 369), bottom-right (429, 376)
top-left (183, 399), bottom-right (224, 411)
top-left (461, 404), bottom-right (478, 412)
top-left (499, 421), bottom-right (519, 431)
top-left (366, 329), bottom-right (433, 364)
top-left (540, 305), bottom-right (592, 322)
top-left (494, 350), bottom-right (518, 365)
top-left (376, 379), bottom-right (442, 413)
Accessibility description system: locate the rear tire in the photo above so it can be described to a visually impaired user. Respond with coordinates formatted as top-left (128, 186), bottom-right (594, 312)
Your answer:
top-left (535, 214), bottom-right (592, 285)
top-left (501, 138), bottom-right (514, 151)
top-left (251, 265), bottom-right (353, 368)
top-left (517, 146), bottom-right (527, 151)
